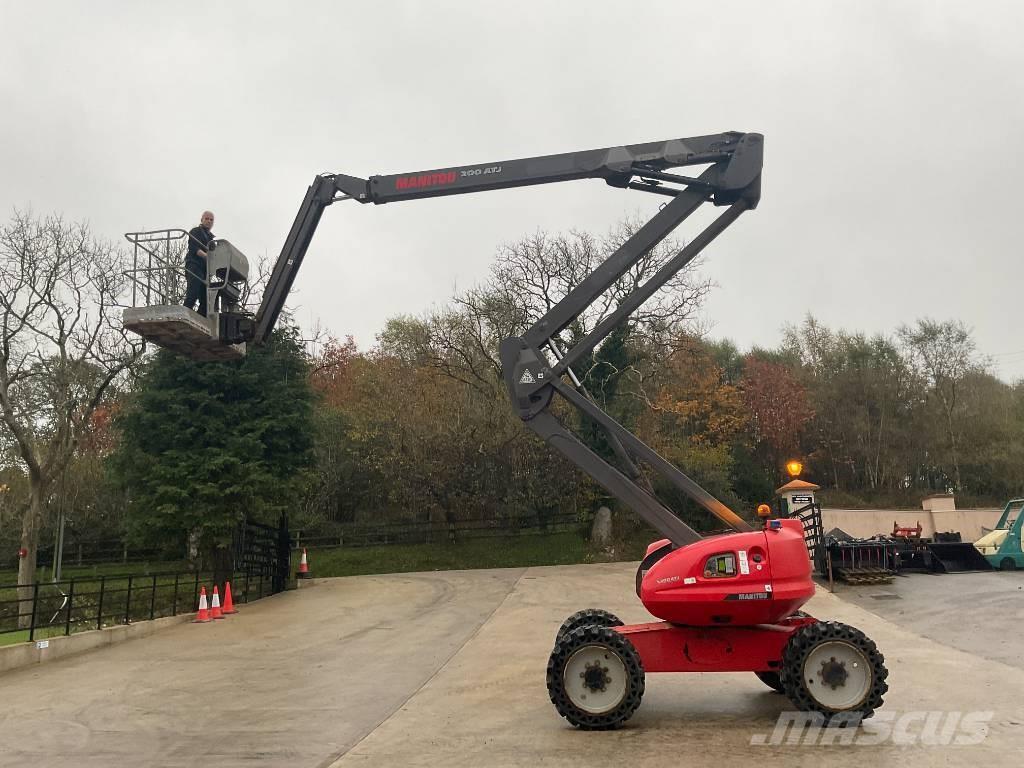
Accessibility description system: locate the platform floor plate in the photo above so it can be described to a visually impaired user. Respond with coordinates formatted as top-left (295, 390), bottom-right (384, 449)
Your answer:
top-left (123, 305), bottom-right (245, 361)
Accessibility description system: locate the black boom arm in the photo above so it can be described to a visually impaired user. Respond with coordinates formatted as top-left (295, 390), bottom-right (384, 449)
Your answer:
top-left (252, 132), bottom-right (764, 545)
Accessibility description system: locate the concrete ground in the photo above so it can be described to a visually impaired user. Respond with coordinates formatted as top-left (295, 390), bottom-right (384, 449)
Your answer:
top-left (1, 563), bottom-right (1022, 768)
top-left (835, 570), bottom-right (1024, 669)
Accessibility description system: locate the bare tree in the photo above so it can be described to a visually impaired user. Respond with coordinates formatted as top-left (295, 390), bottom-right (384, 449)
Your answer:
top-left (488, 219), bottom-right (711, 349)
top-left (384, 218), bottom-right (712, 397)
top-left (0, 211), bottom-right (144, 623)
top-left (898, 318), bottom-right (981, 492)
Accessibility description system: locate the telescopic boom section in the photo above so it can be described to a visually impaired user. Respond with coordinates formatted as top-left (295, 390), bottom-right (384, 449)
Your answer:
top-left (253, 132), bottom-right (760, 343)
top-left (252, 132), bottom-right (763, 545)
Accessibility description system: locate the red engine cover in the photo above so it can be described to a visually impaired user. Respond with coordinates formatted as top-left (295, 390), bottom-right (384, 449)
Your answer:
top-left (638, 519), bottom-right (814, 626)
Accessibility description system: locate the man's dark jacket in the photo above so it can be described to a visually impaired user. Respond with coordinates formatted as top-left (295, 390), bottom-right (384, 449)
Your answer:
top-left (186, 226), bottom-right (214, 265)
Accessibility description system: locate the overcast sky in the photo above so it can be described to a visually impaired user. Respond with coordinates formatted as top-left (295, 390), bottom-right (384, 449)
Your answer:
top-left (2, 1), bottom-right (1022, 379)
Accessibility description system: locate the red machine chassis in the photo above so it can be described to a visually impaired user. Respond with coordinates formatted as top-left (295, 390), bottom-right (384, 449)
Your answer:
top-left (614, 614), bottom-right (817, 673)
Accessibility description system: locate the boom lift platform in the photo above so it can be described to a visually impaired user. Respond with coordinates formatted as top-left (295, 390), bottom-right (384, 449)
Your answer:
top-left (123, 229), bottom-right (250, 361)
top-left (125, 132), bottom-right (888, 728)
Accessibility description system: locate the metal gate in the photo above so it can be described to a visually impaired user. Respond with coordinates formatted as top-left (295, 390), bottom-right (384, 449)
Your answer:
top-left (234, 514), bottom-right (291, 595)
top-left (785, 502), bottom-right (826, 573)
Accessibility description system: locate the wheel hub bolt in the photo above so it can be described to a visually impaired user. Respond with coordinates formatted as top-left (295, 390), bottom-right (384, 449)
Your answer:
top-left (820, 656), bottom-right (849, 689)
top-left (581, 660), bottom-right (611, 692)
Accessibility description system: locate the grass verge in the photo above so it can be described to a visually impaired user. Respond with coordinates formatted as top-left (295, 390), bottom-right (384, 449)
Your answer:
top-left (0, 625), bottom-right (67, 647)
top-left (0, 560), bottom-right (193, 585)
top-left (306, 531), bottom-right (589, 578)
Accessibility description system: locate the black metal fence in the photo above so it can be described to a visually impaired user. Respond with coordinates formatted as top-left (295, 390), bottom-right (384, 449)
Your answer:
top-left (0, 514), bottom-right (294, 644)
top-left (294, 513), bottom-right (582, 550)
top-left (0, 568), bottom-right (282, 644)
top-left (234, 515), bottom-right (291, 594)
top-left (31, 540), bottom-right (171, 569)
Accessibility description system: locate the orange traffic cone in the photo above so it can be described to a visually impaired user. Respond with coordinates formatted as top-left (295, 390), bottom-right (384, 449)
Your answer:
top-left (211, 585), bottom-right (225, 619)
top-left (193, 587), bottom-right (211, 623)
top-left (222, 581), bottom-right (238, 614)
top-left (297, 548), bottom-right (312, 579)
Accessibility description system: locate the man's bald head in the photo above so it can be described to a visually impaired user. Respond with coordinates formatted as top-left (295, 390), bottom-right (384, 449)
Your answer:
top-left (200, 211), bottom-right (215, 229)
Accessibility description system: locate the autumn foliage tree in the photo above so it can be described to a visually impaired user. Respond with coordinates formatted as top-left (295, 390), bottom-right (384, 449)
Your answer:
top-left (369, 220), bottom-right (715, 522)
top-left (635, 336), bottom-right (750, 525)
top-left (741, 356), bottom-right (814, 481)
top-left (311, 330), bottom-right (592, 532)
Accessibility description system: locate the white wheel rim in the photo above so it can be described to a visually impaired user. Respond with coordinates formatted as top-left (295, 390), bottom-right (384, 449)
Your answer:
top-left (564, 645), bottom-right (628, 714)
top-left (802, 640), bottom-right (873, 710)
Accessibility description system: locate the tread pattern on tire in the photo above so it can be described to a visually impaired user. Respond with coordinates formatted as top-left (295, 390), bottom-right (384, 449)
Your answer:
top-left (755, 670), bottom-right (785, 693)
top-left (546, 624), bottom-right (645, 730)
top-left (758, 611), bottom-right (812, 692)
top-left (780, 620), bottom-right (888, 726)
top-left (555, 608), bottom-right (623, 643)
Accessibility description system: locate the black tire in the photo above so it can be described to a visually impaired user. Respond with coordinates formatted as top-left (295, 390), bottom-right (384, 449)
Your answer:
top-left (555, 608), bottom-right (623, 643)
top-left (757, 611), bottom-right (811, 692)
top-left (1000, 557), bottom-right (1017, 571)
top-left (755, 671), bottom-right (785, 693)
top-left (547, 624), bottom-right (645, 729)
top-left (781, 621), bottom-right (888, 726)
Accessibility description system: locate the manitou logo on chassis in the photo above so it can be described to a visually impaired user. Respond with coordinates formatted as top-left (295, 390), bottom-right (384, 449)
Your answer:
top-left (395, 171), bottom-right (458, 191)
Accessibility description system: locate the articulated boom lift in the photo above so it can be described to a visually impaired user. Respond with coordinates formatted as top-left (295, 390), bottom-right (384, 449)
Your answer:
top-left (126, 131), bottom-right (888, 728)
